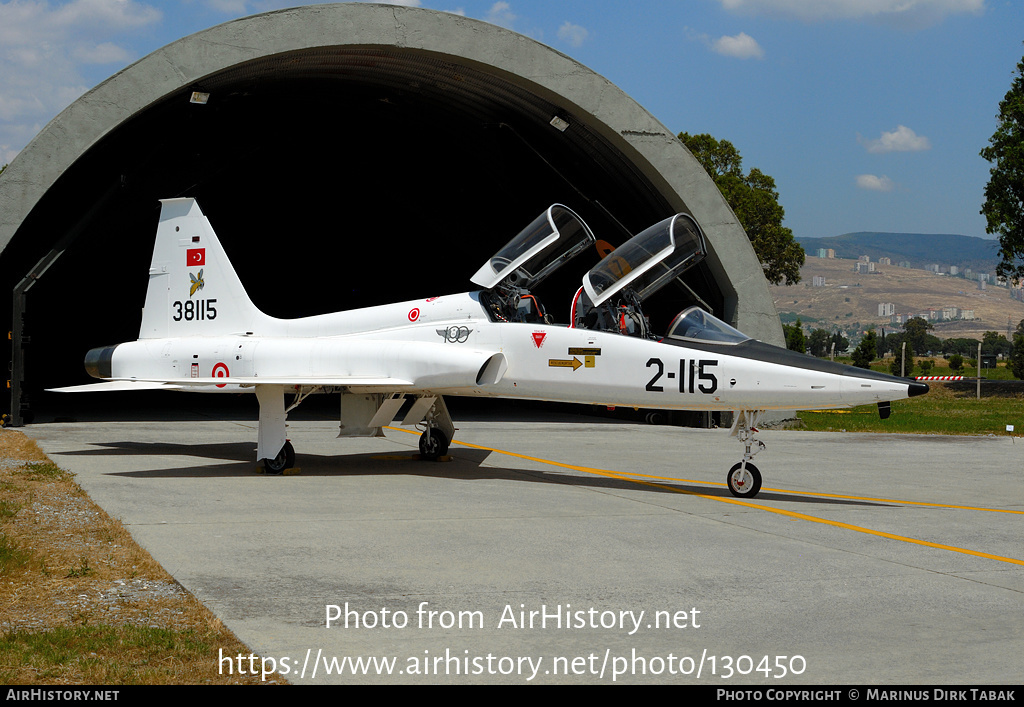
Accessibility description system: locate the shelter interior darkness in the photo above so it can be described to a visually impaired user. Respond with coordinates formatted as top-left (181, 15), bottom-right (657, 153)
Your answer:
top-left (2, 47), bottom-right (723, 419)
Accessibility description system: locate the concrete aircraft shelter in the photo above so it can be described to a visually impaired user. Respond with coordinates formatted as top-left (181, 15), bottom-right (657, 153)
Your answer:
top-left (0, 3), bottom-right (783, 422)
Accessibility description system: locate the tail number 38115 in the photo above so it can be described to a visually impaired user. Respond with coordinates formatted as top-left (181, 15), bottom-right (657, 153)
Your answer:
top-left (172, 299), bottom-right (218, 322)
top-left (646, 357), bottom-right (718, 394)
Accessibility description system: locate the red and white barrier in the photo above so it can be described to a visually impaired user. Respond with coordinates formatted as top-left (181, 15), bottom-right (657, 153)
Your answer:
top-left (914, 376), bottom-right (964, 381)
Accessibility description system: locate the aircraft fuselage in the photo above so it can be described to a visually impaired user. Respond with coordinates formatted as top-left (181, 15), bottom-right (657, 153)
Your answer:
top-left (94, 291), bottom-right (924, 412)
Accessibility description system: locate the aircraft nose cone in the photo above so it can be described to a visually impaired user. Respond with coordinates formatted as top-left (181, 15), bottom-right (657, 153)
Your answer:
top-left (908, 380), bottom-right (929, 397)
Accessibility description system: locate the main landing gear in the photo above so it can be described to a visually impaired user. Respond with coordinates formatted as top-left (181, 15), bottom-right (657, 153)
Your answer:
top-left (417, 399), bottom-right (452, 461)
top-left (727, 410), bottom-right (766, 498)
top-left (419, 427), bottom-right (450, 460)
top-left (263, 440), bottom-right (295, 475)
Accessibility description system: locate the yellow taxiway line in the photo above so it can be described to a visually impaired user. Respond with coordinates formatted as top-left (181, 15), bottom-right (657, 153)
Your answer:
top-left (388, 427), bottom-right (1024, 567)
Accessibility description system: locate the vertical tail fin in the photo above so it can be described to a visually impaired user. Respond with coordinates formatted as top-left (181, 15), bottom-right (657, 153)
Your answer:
top-left (139, 198), bottom-right (266, 338)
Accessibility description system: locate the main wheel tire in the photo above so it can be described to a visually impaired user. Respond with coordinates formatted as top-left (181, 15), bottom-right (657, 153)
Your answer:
top-left (264, 440), bottom-right (295, 474)
top-left (418, 429), bottom-right (449, 460)
top-left (727, 462), bottom-right (762, 498)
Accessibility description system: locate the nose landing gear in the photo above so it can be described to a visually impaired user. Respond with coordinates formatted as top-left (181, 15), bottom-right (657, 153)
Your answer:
top-left (727, 410), bottom-right (765, 498)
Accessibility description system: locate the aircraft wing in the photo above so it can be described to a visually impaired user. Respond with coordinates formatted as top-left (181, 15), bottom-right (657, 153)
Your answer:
top-left (47, 377), bottom-right (413, 392)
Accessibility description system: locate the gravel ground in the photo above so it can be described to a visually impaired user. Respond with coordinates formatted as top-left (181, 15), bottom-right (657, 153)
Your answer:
top-left (0, 428), bottom-right (276, 684)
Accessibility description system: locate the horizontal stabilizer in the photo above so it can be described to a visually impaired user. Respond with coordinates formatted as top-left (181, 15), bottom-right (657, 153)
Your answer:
top-left (47, 381), bottom-right (185, 393)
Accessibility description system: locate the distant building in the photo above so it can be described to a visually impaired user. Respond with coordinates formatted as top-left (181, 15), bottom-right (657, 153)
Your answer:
top-left (878, 303), bottom-right (895, 316)
top-left (926, 264), bottom-right (940, 273)
top-left (898, 261), bottom-right (911, 268)
top-left (979, 279), bottom-right (987, 291)
top-left (858, 255), bottom-right (870, 263)
top-left (962, 310), bottom-right (975, 320)
top-left (854, 262), bottom-right (876, 274)
top-left (878, 257), bottom-right (891, 266)
top-left (949, 266), bottom-right (959, 276)
top-left (812, 276), bottom-right (826, 287)
top-left (941, 306), bottom-right (959, 320)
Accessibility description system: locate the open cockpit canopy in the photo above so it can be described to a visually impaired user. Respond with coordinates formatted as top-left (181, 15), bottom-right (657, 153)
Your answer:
top-left (471, 204), bottom-right (596, 291)
top-left (582, 213), bottom-right (707, 307)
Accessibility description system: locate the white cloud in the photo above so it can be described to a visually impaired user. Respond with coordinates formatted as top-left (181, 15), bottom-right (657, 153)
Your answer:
top-left (859, 125), bottom-right (932, 154)
top-left (717, 0), bottom-right (984, 29)
top-left (856, 174), bottom-right (896, 191)
top-left (711, 32), bottom-right (764, 59)
top-left (0, 0), bottom-right (160, 154)
top-left (0, 0), bottom-right (160, 45)
top-left (1, 144), bottom-right (21, 165)
top-left (486, 1), bottom-right (516, 29)
top-left (73, 41), bottom-right (132, 65)
top-left (557, 21), bottom-right (589, 48)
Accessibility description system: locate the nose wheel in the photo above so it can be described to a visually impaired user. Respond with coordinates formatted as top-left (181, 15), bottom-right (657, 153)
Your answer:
top-left (727, 462), bottom-right (761, 498)
top-left (728, 410), bottom-right (766, 498)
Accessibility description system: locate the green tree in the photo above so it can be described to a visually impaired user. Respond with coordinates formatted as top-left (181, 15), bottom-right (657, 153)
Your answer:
top-left (980, 51), bottom-right (1024, 281)
top-left (807, 329), bottom-right (831, 357)
top-left (1008, 319), bottom-right (1024, 379)
top-left (783, 318), bottom-right (806, 353)
top-left (942, 337), bottom-right (981, 356)
top-left (982, 330), bottom-right (1012, 358)
top-left (830, 331), bottom-right (849, 355)
top-left (880, 332), bottom-right (903, 357)
top-left (851, 330), bottom-right (876, 369)
top-left (948, 353), bottom-right (965, 373)
top-left (903, 316), bottom-right (933, 353)
top-left (889, 342), bottom-right (915, 377)
top-left (679, 132), bottom-right (805, 285)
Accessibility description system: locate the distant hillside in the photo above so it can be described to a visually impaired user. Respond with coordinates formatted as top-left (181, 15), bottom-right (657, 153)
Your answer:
top-left (769, 255), bottom-right (1024, 342)
top-left (796, 232), bottom-right (1000, 273)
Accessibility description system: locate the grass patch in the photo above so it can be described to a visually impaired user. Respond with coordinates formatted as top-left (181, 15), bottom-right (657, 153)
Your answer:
top-left (799, 382), bottom-right (1024, 434)
top-left (65, 556), bottom-right (93, 578)
top-left (0, 533), bottom-right (42, 575)
top-left (0, 499), bottom-right (21, 519)
top-left (20, 461), bottom-right (71, 482)
top-left (0, 429), bottom-right (280, 684)
top-left (0, 624), bottom-right (238, 684)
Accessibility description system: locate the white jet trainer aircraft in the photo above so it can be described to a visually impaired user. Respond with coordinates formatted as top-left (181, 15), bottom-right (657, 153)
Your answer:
top-left (51, 199), bottom-right (927, 498)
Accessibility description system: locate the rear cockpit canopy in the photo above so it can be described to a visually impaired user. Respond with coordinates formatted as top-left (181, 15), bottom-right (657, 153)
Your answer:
top-left (582, 213), bottom-right (707, 308)
top-left (471, 204), bottom-right (596, 291)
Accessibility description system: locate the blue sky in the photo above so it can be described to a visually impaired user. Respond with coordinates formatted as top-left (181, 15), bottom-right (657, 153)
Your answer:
top-left (1, 0), bottom-right (1021, 240)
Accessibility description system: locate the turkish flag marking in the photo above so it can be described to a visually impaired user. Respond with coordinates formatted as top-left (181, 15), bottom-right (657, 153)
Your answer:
top-left (187, 248), bottom-right (206, 266)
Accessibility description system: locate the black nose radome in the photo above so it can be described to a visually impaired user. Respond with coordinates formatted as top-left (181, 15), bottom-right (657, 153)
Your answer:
top-left (908, 380), bottom-right (929, 397)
